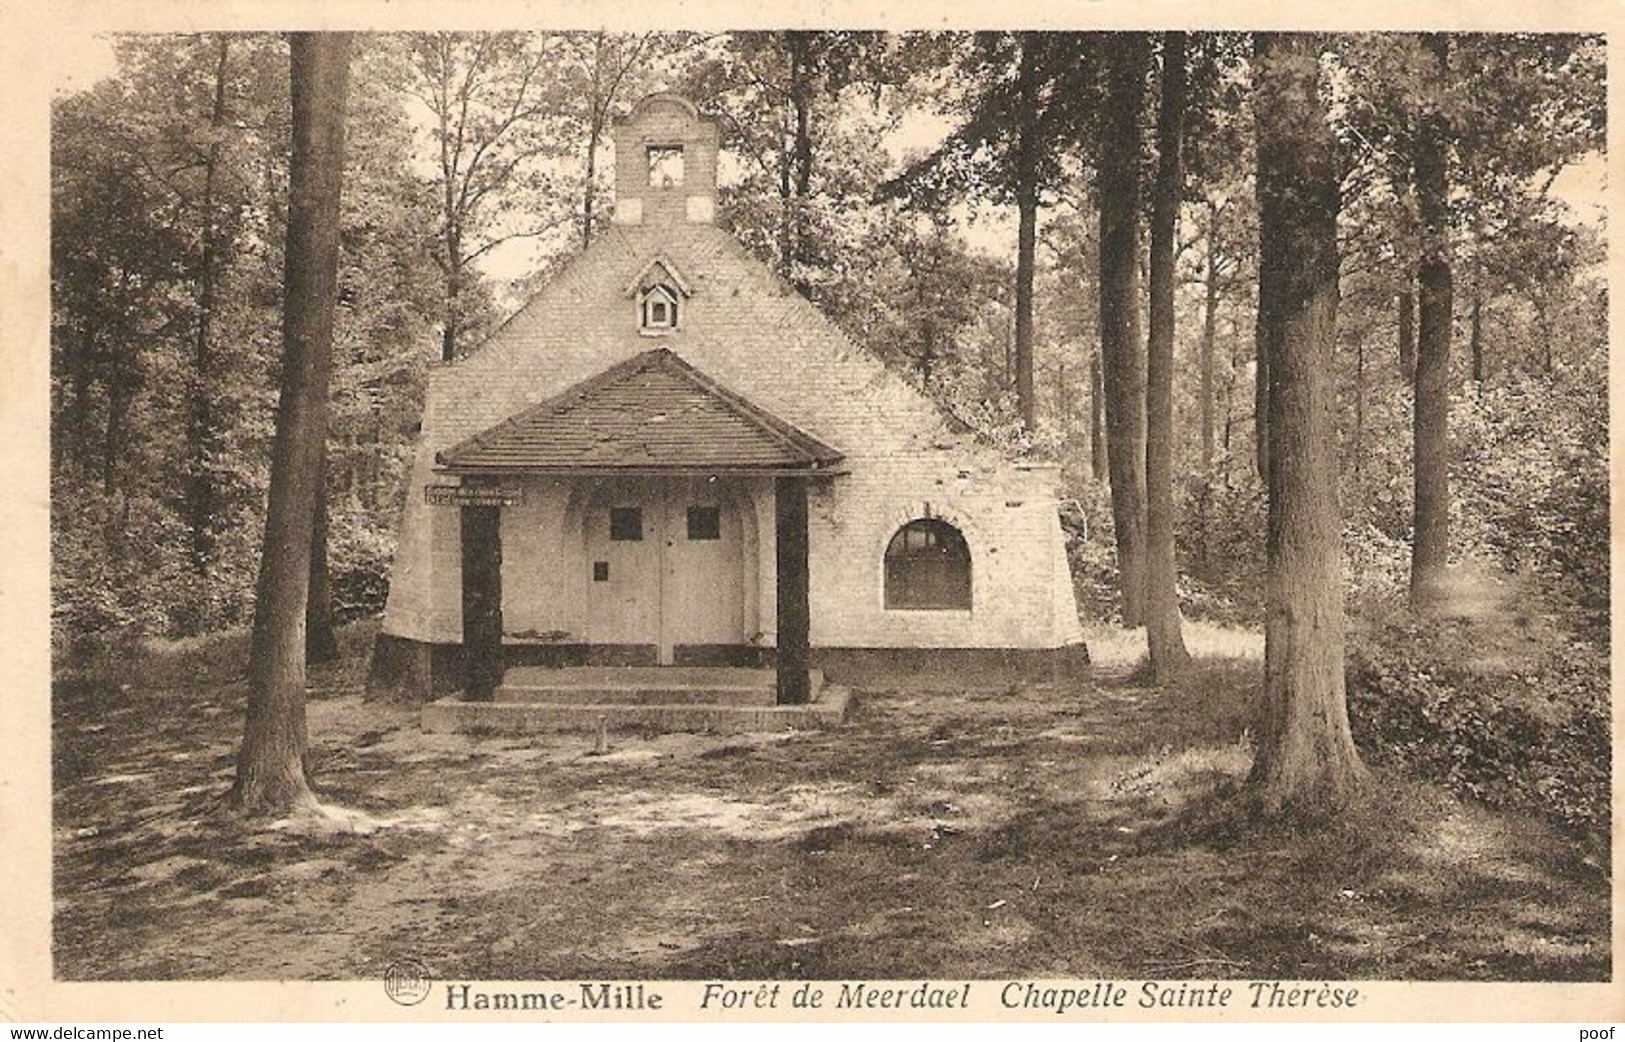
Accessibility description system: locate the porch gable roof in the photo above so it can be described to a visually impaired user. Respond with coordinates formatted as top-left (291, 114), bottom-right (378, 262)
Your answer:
top-left (435, 348), bottom-right (845, 475)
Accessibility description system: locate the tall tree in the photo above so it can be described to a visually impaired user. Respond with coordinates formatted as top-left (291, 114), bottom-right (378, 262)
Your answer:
top-left (1410, 33), bottom-right (1453, 610)
top-left (390, 32), bottom-right (573, 361)
top-left (183, 36), bottom-right (233, 586)
top-left (687, 30), bottom-right (899, 305)
top-left (1248, 32), bottom-right (1365, 813)
top-left (559, 32), bottom-right (661, 249)
top-left (1097, 33), bottom-right (1150, 626)
top-left (880, 33), bottom-right (1098, 431)
top-left (1144, 31), bottom-right (1191, 678)
top-left (229, 32), bottom-right (352, 815)
top-left (1010, 32), bottom-right (1041, 429)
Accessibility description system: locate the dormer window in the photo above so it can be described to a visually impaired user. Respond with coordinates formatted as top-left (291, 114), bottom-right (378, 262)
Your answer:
top-left (640, 284), bottom-right (680, 333)
top-left (647, 146), bottom-right (684, 188)
top-left (627, 255), bottom-right (692, 335)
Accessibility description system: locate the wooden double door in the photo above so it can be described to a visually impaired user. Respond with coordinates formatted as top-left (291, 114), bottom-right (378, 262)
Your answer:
top-left (584, 479), bottom-right (748, 664)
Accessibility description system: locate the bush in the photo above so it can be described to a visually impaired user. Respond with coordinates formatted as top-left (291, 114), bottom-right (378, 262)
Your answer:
top-left (1346, 595), bottom-right (1609, 835)
top-left (1177, 470), bottom-right (1266, 627)
top-left (1454, 369), bottom-right (1609, 636)
top-left (1061, 481), bottom-right (1122, 625)
top-left (328, 503), bottom-right (396, 621)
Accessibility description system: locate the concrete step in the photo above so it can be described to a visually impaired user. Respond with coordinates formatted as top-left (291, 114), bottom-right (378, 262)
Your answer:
top-left (497, 685), bottom-right (777, 706)
top-left (494, 667), bottom-right (820, 707)
top-left (423, 684), bottom-right (852, 736)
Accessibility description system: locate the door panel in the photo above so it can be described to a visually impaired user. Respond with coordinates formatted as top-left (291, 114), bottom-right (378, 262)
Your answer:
top-left (582, 480), bottom-right (745, 660)
top-left (662, 481), bottom-right (744, 650)
top-left (585, 489), bottom-right (661, 649)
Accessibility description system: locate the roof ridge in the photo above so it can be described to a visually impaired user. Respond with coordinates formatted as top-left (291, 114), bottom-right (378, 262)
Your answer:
top-left (436, 347), bottom-right (843, 472)
top-left (435, 349), bottom-right (668, 467)
top-left (653, 350), bottom-right (842, 465)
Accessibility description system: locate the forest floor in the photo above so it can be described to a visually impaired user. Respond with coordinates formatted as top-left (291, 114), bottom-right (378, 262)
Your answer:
top-left (52, 619), bottom-right (1609, 982)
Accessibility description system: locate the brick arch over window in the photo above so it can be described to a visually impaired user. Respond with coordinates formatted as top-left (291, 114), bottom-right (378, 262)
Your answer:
top-left (884, 518), bottom-right (972, 611)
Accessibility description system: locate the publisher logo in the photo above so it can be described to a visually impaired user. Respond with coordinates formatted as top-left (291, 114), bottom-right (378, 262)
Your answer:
top-left (383, 958), bottom-right (433, 1006)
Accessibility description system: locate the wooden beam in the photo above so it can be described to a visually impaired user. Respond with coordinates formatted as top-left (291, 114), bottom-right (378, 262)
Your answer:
top-left (775, 476), bottom-right (811, 705)
top-left (460, 504), bottom-right (503, 701)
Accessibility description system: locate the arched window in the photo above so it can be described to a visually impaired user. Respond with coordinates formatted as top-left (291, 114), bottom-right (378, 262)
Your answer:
top-left (884, 518), bottom-right (971, 610)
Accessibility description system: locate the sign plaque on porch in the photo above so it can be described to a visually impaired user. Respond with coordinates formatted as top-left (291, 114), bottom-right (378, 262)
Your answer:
top-left (424, 484), bottom-right (525, 507)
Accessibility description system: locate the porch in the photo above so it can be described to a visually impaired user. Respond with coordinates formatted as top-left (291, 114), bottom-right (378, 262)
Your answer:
top-left (429, 348), bottom-right (846, 720)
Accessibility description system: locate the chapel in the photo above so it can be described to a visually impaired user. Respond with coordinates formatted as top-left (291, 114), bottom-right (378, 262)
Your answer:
top-left (371, 92), bottom-right (1088, 708)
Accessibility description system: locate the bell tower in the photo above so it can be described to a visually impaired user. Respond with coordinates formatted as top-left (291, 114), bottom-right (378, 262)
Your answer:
top-left (612, 93), bottom-right (719, 228)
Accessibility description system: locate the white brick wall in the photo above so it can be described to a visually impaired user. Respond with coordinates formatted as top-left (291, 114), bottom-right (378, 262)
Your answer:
top-left (381, 193), bottom-right (1083, 652)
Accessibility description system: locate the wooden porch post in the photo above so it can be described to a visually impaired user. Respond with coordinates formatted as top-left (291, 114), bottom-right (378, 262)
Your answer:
top-left (460, 503), bottom-right (503, 701)
top-left (775, 475), bottom-right (811, 705)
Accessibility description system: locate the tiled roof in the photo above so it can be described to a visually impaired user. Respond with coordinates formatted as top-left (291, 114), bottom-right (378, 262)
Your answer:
top-left (436, 347), bottom-right (845, 474)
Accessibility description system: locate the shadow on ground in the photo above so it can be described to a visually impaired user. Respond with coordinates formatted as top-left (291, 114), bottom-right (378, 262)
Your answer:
top-left (51, 623), bottom-right (1609, 981)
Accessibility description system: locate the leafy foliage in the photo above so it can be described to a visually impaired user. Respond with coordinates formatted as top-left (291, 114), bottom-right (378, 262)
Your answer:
top-left (1348, 596), bottom-right (1609, 834)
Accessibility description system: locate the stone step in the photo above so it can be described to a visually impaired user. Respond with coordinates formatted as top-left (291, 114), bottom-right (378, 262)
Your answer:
top-left (422, 686), bottom-right (852, 736)
top-left (503, 665), bottom-right (779, 689)
top-left (494, 666), bottom-right (819, 707)
top-left (497, 685), bottom-right (777, 706)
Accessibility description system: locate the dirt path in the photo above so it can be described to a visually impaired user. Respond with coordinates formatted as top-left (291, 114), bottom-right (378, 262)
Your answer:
top-left (52, 633), bottom-right (1608, 981)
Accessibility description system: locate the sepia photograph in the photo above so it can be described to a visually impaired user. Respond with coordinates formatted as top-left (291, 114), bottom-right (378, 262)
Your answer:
top-left (15, 14), bottom-right (1614, 1021)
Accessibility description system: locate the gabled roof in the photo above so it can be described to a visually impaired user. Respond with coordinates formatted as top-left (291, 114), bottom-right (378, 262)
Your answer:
top-left (436, 348), bottom-right (845, 475)
top-left (624, 253), bottom-right (693, 297)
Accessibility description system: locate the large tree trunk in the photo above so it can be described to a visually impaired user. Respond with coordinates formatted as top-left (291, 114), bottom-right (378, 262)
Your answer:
top-left (1354, 335), bottom-right (1366, 482)
top-left (1200, 199), bottom-right (1220, 479)
top-left (782, 30), bottom-right (814, 296)
top-left (1098, 33), bottom-right (1150, 627)
top-left (306, 454), bottom-right (340, 664)
top-left (1144, 31), bottom-right (1191, 680)
top-left (1397, 287), bottom-right (1416, 377)
top-left (185, 36), bottom-right (232, 601)
top-left (1012, 32), bottom-right (1040, 431)
top-left (1252, 226), bottom-right (1273, 485)
top-left (1247, 32), bottom-right (1365, 814)
top-left (1470, 289), bottom-right (1484, 385)
top-left (1089, 348), bottom-right (1107, 482)
top-left (1196, 198), bottom-right (1221, 573)
top-left (229, 32), bottom-right (352, 816)
top-left (1411, 33), bottom-right (1453, 611)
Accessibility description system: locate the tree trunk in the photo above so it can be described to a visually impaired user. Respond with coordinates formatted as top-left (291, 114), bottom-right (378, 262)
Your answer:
top-left (1253, 223), bottom-right (1273, 485)
top-left (1411, 33), bottom-right (1453, 612)
top-left (581, 33), bottom-right (605, 250)
top-left (1144, 31), bottom-right (1191, 680)
top-left (1248, 32), bottom-right (1365, 814)
top-left (1089, 348), bottom-right (1107, 482)
top-left (1098, 33), bottom-right (1150, 627)
top-left (186, 36), bottom-right (232, 596)
top-left (1354, 334), bottom-right (1366, 482)
top-left (1012, 32), bottom-right (1040, 431)
top-left (440, 234), bottom-right (462, 362)
top-left (1470, 288), bottom-right (1484, 386)
top-left (306, 453), bottom-right (340, 664)
top-left (1398, 287), bottom-right (1416, 377)
top-left (230, 32), bottom-right (352, 816)
top-left (781, 30), bottom-right (813, 295)
top-left (582, 119), bottom-right (601, 250)
top-left (1200, 199), bottom-right (1219, 478)
top-left (1197, 198), bottom-right (1220, 573)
